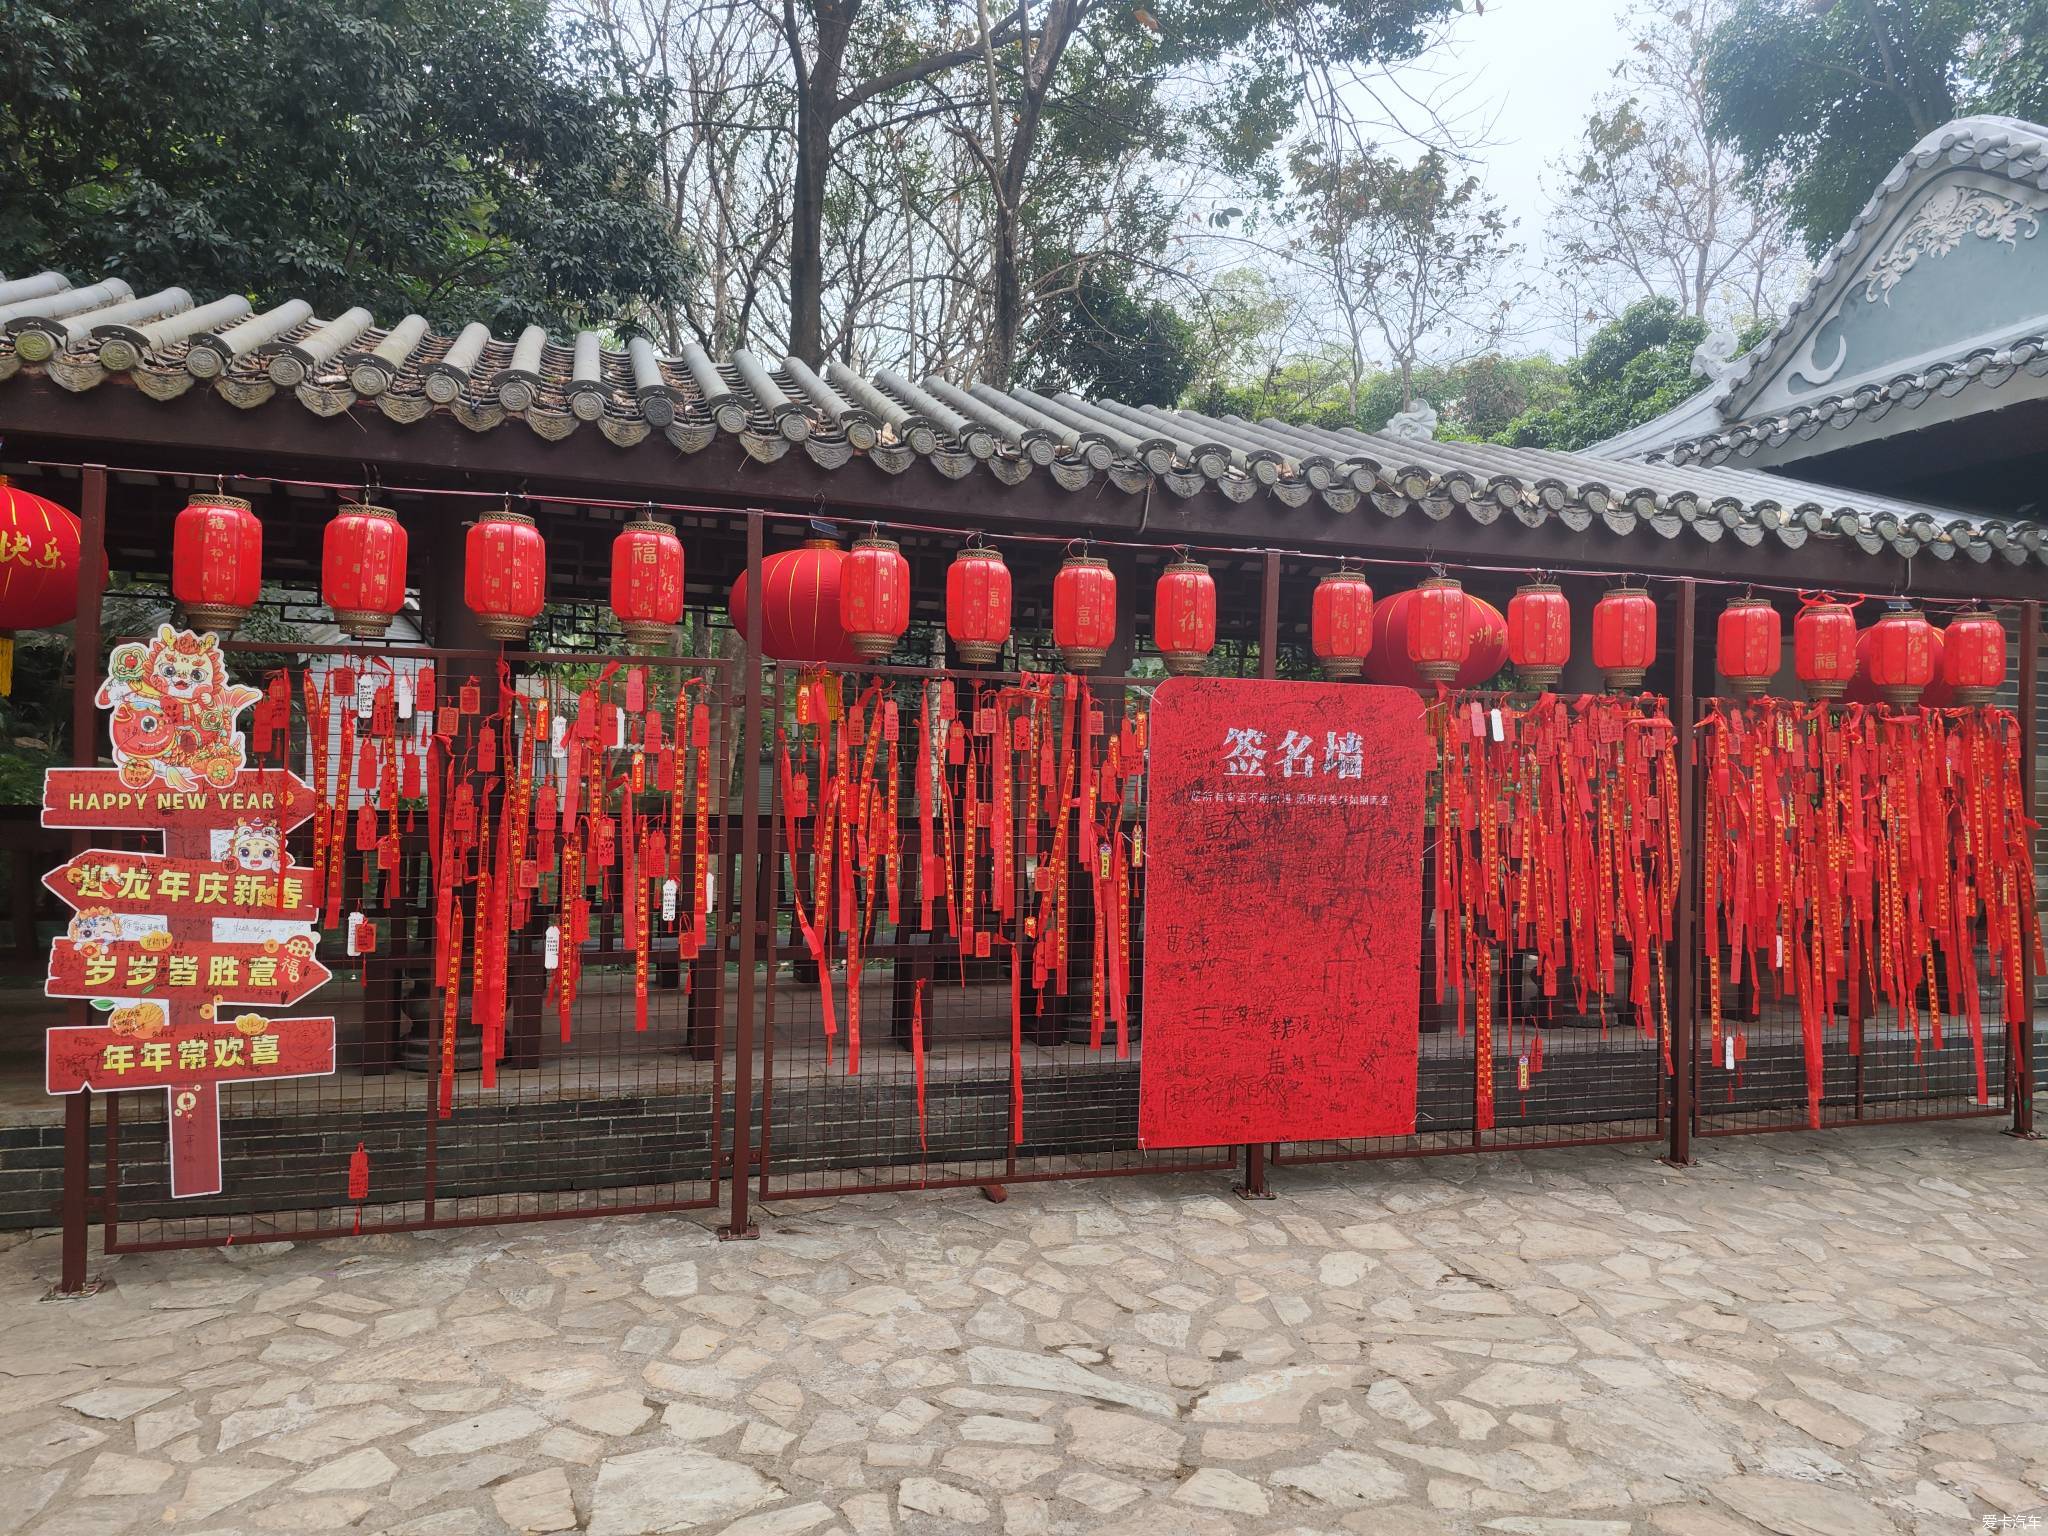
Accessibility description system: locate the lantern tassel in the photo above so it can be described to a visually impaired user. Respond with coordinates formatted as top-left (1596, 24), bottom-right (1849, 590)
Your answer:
top-left (0, 633), bottom-right (12, 695)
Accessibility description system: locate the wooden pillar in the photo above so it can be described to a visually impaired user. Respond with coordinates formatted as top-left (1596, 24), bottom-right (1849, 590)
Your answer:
top-left (723, 511), bottom-right (765, 1239)
top-left (1239, 550), bottom-right (1281, 1200)
top-left (58, 465), bottom-right (109, 1296)
top-left (1666, 578), bottom-right (1697, 1166)
top-left (2015, 600), bottom-right (2039, 1137)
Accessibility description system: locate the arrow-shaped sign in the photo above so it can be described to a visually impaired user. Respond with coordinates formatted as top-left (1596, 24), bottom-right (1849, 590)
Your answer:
top-left (41, 766), bottom-right (318, 833)
top-left (46, 1015), bottom-right (338, 1198)
top-left (47, 936), bottom-right (333, 1009)
top-left (45, 849), bottom-right (322, 923)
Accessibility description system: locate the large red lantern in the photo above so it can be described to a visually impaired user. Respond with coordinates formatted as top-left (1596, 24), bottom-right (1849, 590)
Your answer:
top-left (1313, 568), bottom-right (1374, 680)
top-left (1591, 584), bottom-right (1656, 693)
top-left (1053, 551), bottom-right (1116, 671)
top-left (463, 508), bottom-right (547, 643)
top-left (839, 533), bottom-right (910, 661)
top-left (321, 500), bottom-right (408, 640)
top-left (1365, 590), bottom-right (1507, 689)
top-left (1942, 608), bottom-right (2007, 706)
top-left (0, 476), bottom-right (82, 694)
top-left (1505, 580), bottom-right (1570, 690)
top-left (173, 490), bottom-right (263, 635)
top-left (1794, 597), bottom-right (1858, 699)
top-left (727, 539), bottom-right (857, 664)
top-left (946, 543), bottom-right (1011, 665)
top-left (610, 518), bottom-right (685, 650)
top-left (1407, 575), bottom-right (1471, 687)
top-left (1153, 554), bottom-right (1216, 676)
top-left (1716, 597), bottom-right (1781, 699)
top-left (1864, 604), bottom-right (1936, 707)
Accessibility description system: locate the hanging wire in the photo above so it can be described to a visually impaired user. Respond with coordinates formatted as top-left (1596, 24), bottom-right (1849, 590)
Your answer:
top-left (15, 454), bottom-right (2019, 610)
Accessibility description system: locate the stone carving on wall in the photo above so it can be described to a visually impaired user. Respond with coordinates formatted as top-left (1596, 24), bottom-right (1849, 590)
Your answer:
top-left (1860, 184), bottom-right (2044, 305)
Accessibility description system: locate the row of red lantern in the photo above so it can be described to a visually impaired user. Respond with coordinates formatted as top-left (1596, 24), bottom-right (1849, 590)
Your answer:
top-left (158, 491), bottom-right (2015, 703)
top-left (166, 492), bottom-right (694, 649)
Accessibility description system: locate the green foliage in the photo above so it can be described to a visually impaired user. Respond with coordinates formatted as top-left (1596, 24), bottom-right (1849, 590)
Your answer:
top-left (0, 0), bottom-right (692, 332)
top-left (1188, 351), bottom-right (1570, 439)
top-left (1701, 0), bottom-right (2048, 257)
top-left (1022, 259), bottom-right (1198, 406)
top-left (1503, 298), bottom-right (1708, 449)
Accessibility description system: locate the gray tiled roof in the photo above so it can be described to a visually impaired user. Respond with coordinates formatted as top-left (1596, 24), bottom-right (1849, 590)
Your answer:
top-left (1601, 116), bottom-right (2048, 467)
top-left (1, 266), bottom-right (2043, 569)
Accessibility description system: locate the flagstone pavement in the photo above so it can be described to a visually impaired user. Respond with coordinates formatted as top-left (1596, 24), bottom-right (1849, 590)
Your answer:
top-left (3, 1124), bottom-right (2046, 1536)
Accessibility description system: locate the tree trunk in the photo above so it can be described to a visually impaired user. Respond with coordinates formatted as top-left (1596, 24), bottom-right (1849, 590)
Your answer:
top-left (786, 7), bottom-right (855, 366)
top-left (990, 200), bottom-right (1023, 386)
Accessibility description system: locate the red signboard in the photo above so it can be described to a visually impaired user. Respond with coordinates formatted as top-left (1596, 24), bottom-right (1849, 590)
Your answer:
top-left (1138, 677), bottom-right (1429, 1147)
top-left (41, 765), bottom-right (316, 831)
top-left (48, 936), bottom-right (331, 1008)
top-left (42, 627), bottom-right (337, 1198)
top-left (45, 848), bottom-right (321, 921)
top-left (48, 1016), bottom-right (336, 1092)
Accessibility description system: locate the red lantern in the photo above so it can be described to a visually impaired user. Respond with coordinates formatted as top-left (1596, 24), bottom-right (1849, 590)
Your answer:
top-left (1794, 597), bottom-right (1858, 700)
top-left (463, 508), bottom-right (547, 643)
top-left (321, 501), bottom-right (408, 640)
top-left (173, 490), bottom-right (263, 634)
top-left (1716, 597), bottom-right (1781, 699)
top-left (727, 539), bottom-right (857, 664)
top-left (1153, 555), bottom-right (1216, 676)
top-left (1312, 569), bottom-right (1374, 680)
top-left (610, 518), bottom-right (685, 650)
top-left (1052, 552), bottom-right (1116, 671)
top-left (946, 544), bottom-right (1011, 666)
top-left (1407, 576), bottom-right (1471, 687)
top-left (1505, 581), bottom-right (1570, 690)
top-left (0, 476), bottom-right (82, 694)
top-left (1864, 604), bottom-right (1935, 707)
top-left (838, 533), bottom-right (910, 662)
top-left (1591, 585), bottom-right (1656, 693)
top-left (1942, 609), bottom-right (2007, 706)
top-left (1366, 591), bottom-right (1507, 689)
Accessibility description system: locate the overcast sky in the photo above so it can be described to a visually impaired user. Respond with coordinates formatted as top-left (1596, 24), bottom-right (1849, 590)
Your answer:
top-left (1382, 0), bottom-right (1639, 352)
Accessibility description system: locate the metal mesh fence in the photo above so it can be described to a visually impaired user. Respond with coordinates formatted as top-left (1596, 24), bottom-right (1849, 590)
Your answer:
top-left (102, 646), bottom-right (731, 1252)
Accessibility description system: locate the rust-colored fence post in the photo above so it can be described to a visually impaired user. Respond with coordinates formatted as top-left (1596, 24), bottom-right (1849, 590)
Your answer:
top-left (1237, 550), bottom-right (1281, 1200)
top-left (2014, 599), bottom-right (2039, 1137)
top-left (1666, 578), bottom-right (1697, 1166)
top-left (55, 466), bottom-right (110, 1296)
top-left (722, 510), bottom-right (766, 1238)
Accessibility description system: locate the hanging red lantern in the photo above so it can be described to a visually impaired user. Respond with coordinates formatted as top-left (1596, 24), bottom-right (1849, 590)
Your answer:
top-left (1366, 590), bottom-right (1507, 688)
top-left (0, 476), bottom-right (82, 695)
top-left (173, 489), bottom-right (263, 635)
top-left (320, 500), bottom-right (408, 640)
top-left (1505, 580), bottom-right (1570, 690)
top-left (1407, 575), bottom-right (1471, 687)
top-left (1794, 596), bottom-right (1858, 699)
top-left (1312, 568), bottom-right (1374, 680)
top-left (1715, 596), bottom-right (1781, 699)
top-left (610, 517), bottom-right (685, 650)
top-left (1864, 603), bottom-right (1936, 707)
top-left (1052, 549), bottom-right (1116, 671)
top-left (463, 508), bottom-right (547, 643)
top-left (1942, 608), bottom-right (2007, 706)
top-left (839, 532), bottom-right (910, 661)
top-left (727, 538), bottom-right (858, 663)
top-left (1591, 584), bottom-right (1657, 693)
top-left (946, 543), bottom-right (1011, 666)
top-left (1153, 553), bottom-right (1216, 676)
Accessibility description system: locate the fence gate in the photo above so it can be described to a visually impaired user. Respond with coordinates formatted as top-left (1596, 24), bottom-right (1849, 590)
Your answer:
top-left (750, 662), bottom-right (1237, 1203)
top-left (96, 646), bottom-right (737, 1254)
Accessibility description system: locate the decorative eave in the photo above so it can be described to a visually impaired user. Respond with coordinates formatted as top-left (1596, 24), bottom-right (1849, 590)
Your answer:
top-left (2, 265), bottom-right (2044, 592)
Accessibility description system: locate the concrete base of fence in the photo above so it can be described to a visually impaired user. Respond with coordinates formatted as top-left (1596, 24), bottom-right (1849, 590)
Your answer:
top-left (0, 1023), bottom-right (2015, 1233)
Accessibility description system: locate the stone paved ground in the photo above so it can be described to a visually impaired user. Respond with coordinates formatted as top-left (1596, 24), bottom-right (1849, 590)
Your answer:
top-left (3, 1123), bottom-right (2046, 1536)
